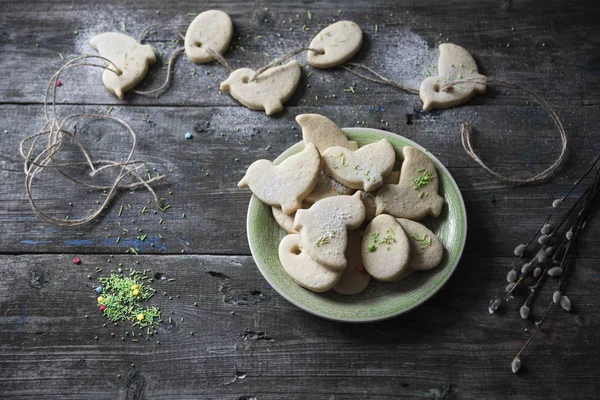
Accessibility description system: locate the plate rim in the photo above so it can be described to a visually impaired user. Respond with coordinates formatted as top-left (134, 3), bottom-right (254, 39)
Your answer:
top-left (246, 127), bottom-right (468, 323)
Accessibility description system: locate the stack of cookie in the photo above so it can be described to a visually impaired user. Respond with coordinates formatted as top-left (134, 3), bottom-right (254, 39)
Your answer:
top-left (239, 114), bottom-right (445, 295)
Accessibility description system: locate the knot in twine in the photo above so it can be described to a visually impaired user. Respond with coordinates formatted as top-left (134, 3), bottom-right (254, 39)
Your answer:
top-left (20, 55), bottom-right (165, 226)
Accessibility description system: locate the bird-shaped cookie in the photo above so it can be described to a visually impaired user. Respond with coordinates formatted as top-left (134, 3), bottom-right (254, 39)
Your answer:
top-left (294, 192), bottom-right (365, 270)
top-left (296, 113), bottom-right (359, 153)
top-left (220, 60), bottom-right (301, 115)
top-left (420, 43), bottom-right (487, 111)
top-left (238, 143), bottom-right (321, 214)
top-left (90, 32), bottom-right (156, 99)
top-left (321, 139), bottom-right (396, 192)
top-left (375, 146), bottom-right (444, 220)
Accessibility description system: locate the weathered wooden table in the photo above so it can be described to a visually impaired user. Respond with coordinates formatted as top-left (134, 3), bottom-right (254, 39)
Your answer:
top-left (1, 1), bottom-right (599, 398)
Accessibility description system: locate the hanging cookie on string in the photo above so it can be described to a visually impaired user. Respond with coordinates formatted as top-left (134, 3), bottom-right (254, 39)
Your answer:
top-left (89, 32), bottom-right (158, 99)
top-left (219, 20), bottom-right (364, 115)
top-left (89, 10), bottom-right (234, 99)
top-left (89, 29), bottom-right (185, 98)
top-left (306, 20), bottom-right (363, 69)
top-left (184, 10), bottom-right (233, 64)
top-left (342, 42), bottom-right (567, 185)
top-left (419, 43), bottom-right (487, 111)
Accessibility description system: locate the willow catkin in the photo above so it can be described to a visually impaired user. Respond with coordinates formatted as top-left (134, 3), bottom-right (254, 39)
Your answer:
top-left (521, 262), bottom-right (533, 274)
top-left (538, 235), bottom-right (551, 245)
top-left (511, 357), bottom-right (522, 374)
top-left (552, 290), bottom-right (562, 303)
top-left (547, 267), bottom-right (564, 277)
top-left (541, 224), bottom-right (552, 235)
top-left (560, 295), bottom-right (572, 312)
top-left (519, 305), bottom-right (530, 320)
top-left (514, 244), bottom-right (526, 256)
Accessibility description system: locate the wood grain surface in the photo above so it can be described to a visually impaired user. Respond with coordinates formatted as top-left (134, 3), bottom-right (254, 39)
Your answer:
top-left (0, 0), bottom-right (599, 399)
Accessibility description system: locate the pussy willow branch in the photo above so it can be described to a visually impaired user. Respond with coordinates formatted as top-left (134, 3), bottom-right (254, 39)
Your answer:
top-left (512, 186), bottom-right (595, 365)
top-left (488, 157), bottom-right (600, 314)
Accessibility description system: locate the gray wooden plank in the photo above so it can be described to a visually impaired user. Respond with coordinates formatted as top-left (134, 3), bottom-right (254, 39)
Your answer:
top-left (0, 0), bottom-right (598, 106)
top-left (1, 1), bottom-right (599, 399)
top-left (1, 103), bottom-right (598, 256)
top-left (0, 253), bottom-right (598, 399)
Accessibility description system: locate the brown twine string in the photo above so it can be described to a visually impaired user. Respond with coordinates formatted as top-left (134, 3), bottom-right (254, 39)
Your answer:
top-left (131, 46), bottom-right (184, 96)
top-left (342, 63), bottom-right (420, 94)
top-left (203, 47), bottom-right (234, 73)
top-left (131, 25), bottom-right (186, 96)
top-left (441, 77), bottom-right (567, 185)
top-left (252, 47), bottom-right (324, 81)
top-left (20, 55), bottom-right (165, 227)
top-left (172, 32), bottom-right (322, 81)
top-left (342, 65), bottom-right (567, 184)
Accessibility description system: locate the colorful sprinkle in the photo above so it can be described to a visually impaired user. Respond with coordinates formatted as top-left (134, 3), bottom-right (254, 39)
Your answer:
top-left (185, 132), bottom-right (193, 139)
top-left (73, 257), bottom-right (81, 265)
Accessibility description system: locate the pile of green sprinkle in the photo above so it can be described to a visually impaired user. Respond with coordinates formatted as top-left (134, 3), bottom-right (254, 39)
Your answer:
top-left (96, 271), bottom-right (161, 328)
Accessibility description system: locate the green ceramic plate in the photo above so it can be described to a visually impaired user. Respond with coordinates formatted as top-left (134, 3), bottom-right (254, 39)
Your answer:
top-left (246, 128), bottom-right (467, 322)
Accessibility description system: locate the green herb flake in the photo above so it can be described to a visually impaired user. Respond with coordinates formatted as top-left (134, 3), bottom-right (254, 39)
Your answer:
top-left (380, 234), bottom-right (396, 245)
top-left (411, 234), bottom-right (432, 249)
top-left (316, 236), bottom-right (330, 247)
top-left (316, 230), bottom-right (338, 247)
top-left (412, 169), bottom-right (434, 189)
